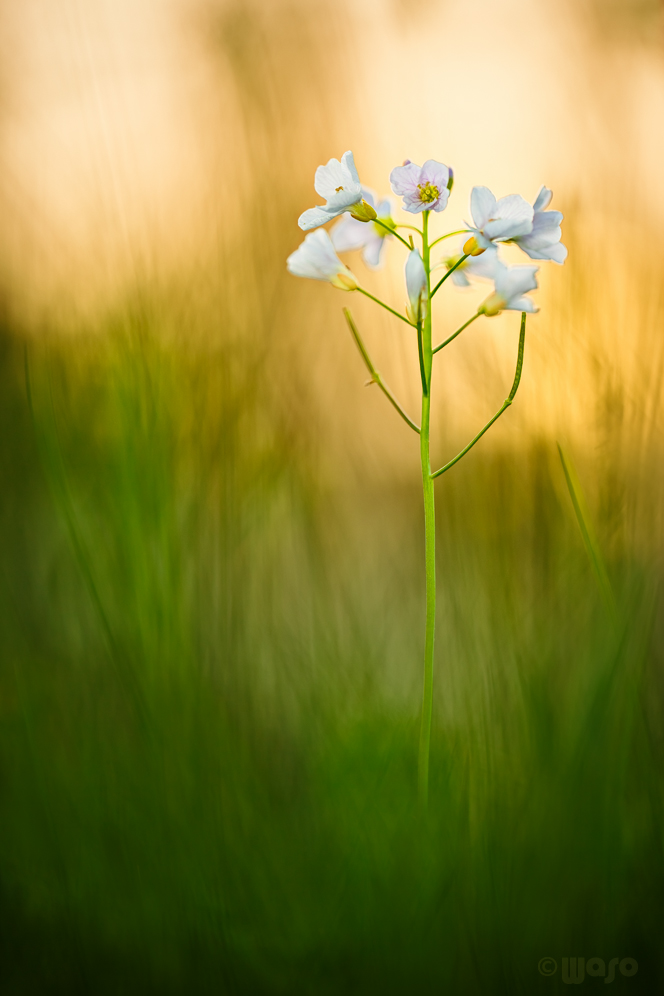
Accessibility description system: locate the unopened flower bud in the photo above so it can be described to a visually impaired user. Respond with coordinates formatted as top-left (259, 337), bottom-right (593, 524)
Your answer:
top-left (405, 248), bottom-right (428, 324)
top-left (463, 236), bottom-right (486, 257)
top-left (350, 199), bottom-right (378, 223)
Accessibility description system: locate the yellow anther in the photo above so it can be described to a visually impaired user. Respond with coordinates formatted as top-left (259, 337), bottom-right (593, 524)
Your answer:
top-left (417, 182), bottom-right (440, 204)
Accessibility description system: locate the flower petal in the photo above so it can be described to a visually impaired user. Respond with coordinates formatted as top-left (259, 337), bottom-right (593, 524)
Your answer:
top-left (420, 159), bottom-right (451, 191)
top-left (533, 186), bottom-right (553, 212)
top-left (287, 229), bottom-right (346, 280)
top-left (519, 241), bottom-right (568, 264)
top-left (298, 205), bottom-right (335, 231)
top-left (495, 264), bottom-right (539, 301)
top-left (390, 162), bottom-right (421, 196)
top-left (341, 150), bottom-right (361, 187)
top-left (483, 195), bottom-right (534, 240)
top-left (451, 270), bottom-right (471, 287)
top-left (504, 296), bottom-right (538, 313)
top-left (330, 214), bottom-right (368, 253)
top-left (466, 246), bottom-right (502, 280)
top-left (431, 189), bottom-right (450, 212)
top-left (314, 158), bottom-right (348, 200)
top-left (470, 186), bottom-right (497, 229)
top-left (362, 234), bottom-right (385, 269)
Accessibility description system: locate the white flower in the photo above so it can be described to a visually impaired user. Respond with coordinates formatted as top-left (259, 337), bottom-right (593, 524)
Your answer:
top-left (390, 159), bottom-right (453, 214)
top-left (464, 186), bottom-right (534, 254)
top-left (298, 151), bottom-right (365, 231)
top-left (479, 260), bottom-right (539, 316)
top-left (512, 187), bottom-right (567, 264)
top-left (287, 229), bottom-right (358, 290)
top-left (443, 242), bottom-right (501, 287)
top-left (330, 188), bottom-right (395, 270)
top-left (405, 248), bottom-right (428, 324)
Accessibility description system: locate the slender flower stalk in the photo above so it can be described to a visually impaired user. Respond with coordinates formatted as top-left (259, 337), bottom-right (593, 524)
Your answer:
top-left (372, 217), bottom-right (413, 250)
top-left (357, 287), bottom-right (414, 326)
top-left (429, 229), bottom-right (473, 249)
top-left (433, 313), bottom-right (481, 354)
top-left (417, 210), bottom-right (436, 809)
top-left (288, 151), bottom-right (566, 809)
top-left (431, 254), bottom-right (469, 298)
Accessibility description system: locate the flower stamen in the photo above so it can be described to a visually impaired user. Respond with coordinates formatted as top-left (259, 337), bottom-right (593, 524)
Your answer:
top-left (418, 182), bottom-right (440, 204)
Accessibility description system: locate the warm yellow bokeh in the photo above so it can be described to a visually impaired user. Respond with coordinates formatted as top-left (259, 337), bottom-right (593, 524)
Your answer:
top-left (1, 0), bottom-right (663, 476)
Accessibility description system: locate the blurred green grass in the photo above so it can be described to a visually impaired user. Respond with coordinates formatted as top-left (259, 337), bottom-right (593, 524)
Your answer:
top-left (0, 288), bottom-right (661, 994)
top-left (1, 1), bottom-right (664, 992)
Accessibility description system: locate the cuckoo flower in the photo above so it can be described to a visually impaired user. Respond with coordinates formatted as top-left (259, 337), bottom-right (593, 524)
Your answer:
top-left (512, 187), bottom-right (567, 264)
top-left (405, 248), bottom-right (428, 324)
top-left (390, 159), bottom-right (453, 214)
top-left (331, 188), bottom-right (395, 270)
top-left (479, 260), bottom-right (539, 316)
top-left (464, 186), bottom-right (533, 255)
top-left (298, 151), bottom-right (375, 231)
top-left (443, 242), bottom-right (500, 287)
top-left (287, 229), bottom-right (358, 290)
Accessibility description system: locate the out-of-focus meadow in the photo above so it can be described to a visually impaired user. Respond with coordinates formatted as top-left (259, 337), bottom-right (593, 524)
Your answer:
top-left (1, 0), bottom-right (664, 992)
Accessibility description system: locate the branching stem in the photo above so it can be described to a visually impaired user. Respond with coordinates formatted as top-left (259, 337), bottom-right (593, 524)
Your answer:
top-left (430, 255), bottom-right (470, 298)
top-left (429, 229), bottom-right (472, 249)
top-left (433, 313), bottom-right (481, 354)
top-left (356, 287), bottom-right (413, 326)
top-left (372, 218), bottom-right (412, 250)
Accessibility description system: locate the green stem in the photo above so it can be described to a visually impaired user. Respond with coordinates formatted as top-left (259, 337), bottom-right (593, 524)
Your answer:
top-left (371, 218), bottom-right (412, 250)
top-left (418, 210), bottom-right (436, 810)
top-left (356, 287), bottom-right (413, 326)
top-left (416, 319), bottom-right (427, 396)
top-left (433, 312), bottom-right (481, 354)
top-left (430, 254), bottom-right (469, 299)
top-left (429, 229), bottom-right (472, 249)
top-left (343, 309), bottom-right (420, 433)
top-left (431, 312), bottom-right (527, 479)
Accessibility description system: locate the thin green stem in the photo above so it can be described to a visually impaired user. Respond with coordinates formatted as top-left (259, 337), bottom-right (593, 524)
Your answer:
top-left (356, 286), bottom-right (413, 326)
top-left (418, 210), bottom-right (436, 811)
top-left (431, 312), bottom-right (527, 479)
top-left (343, 309), bottom-right (420, 433)
top-left (371, 218), bottom-right (412, 250)
top-left (416, 319), bottom-right (427, 396)
top-left (433, 312), bottom-right (481, 354)
top-left (396, 224), bottom-right (423, 234)
top-left (430, 254), bottom-right (470, 298)
top-left (429, 229), bottom-right (472, 249)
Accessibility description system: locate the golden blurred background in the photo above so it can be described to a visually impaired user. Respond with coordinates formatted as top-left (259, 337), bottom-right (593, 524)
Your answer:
top-left (3, 0), bottom-right (664, 471)
top-left (2, 5), bottom-right (664, 990)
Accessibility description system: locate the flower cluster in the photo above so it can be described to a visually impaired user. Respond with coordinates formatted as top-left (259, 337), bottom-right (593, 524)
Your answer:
top-left (287, 150), bottom-right (567, 317)
top-left (286, 150), bottom-right (568, 807)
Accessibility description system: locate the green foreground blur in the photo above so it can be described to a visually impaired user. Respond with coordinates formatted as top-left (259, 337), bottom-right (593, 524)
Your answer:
top-left (0, 293), bottom-right (661, 995)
